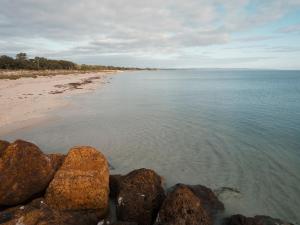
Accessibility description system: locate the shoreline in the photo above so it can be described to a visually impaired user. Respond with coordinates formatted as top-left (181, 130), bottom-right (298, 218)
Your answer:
top-left (0, 69), bottom-right (124, 80)
top-left (0, 71), bottom-right (118, 135)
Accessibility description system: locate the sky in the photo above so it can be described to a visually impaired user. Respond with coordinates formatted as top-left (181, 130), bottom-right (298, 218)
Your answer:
top-left (0, 0), bottom-right (300, 69)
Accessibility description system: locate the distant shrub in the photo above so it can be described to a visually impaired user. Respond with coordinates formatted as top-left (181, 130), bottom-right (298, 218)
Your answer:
top-left (0, 52), bottom-right (144, 71)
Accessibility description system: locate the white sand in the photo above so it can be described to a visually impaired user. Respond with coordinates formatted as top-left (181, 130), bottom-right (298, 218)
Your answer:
top-left (0, 72), bottom-right (115, 134)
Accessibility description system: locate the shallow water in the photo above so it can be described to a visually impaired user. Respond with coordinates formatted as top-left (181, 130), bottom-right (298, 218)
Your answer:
top-left (2, 69), bottom-right (300, 223)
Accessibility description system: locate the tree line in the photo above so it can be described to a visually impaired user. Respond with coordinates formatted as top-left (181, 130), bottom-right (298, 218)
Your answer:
top-left (0, 53), bottom-right (76, 70)
top-left (0, 53), bottom-right (142, 71)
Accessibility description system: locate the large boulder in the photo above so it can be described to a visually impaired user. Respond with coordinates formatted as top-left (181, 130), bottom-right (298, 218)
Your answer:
top-left (154, 184), bottom-right (212, 225)
top-left (0, 140), bottom-right (55, 206)
top-left (45, 146), bottom-right (109, 217)
top-left (184, 184), bottom-right (224, 219)
top-left (0, 140), bottom-right (9, 157)
top-left (223, 214), bottom-right (294, 225)
top-left (116, 168), bottom-right (165, 225)
top-left (0, 198), bottom-right (101, 225)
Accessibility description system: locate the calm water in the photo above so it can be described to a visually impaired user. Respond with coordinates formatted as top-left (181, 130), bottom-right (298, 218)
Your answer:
top-left (2, 69), bottom-right (300, 223)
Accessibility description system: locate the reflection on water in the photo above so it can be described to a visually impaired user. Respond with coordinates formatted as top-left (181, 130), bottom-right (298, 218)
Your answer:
top-left (2, 69), bottom-right (300, 223)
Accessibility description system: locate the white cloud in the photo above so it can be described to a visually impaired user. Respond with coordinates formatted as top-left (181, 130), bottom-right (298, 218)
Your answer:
top-left (0, 0), bottom-right (299, 67)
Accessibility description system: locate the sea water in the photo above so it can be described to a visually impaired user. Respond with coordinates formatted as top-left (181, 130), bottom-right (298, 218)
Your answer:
top-left (2, 69), bottom-right (300, 223)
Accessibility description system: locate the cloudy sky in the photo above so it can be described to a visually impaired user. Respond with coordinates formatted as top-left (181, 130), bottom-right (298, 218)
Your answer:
top-left (1, 0), bottom-right (300, 69)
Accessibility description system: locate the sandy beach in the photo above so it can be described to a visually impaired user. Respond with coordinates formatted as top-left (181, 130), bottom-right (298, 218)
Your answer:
top-left (0, 71), bottom-right (116, 135)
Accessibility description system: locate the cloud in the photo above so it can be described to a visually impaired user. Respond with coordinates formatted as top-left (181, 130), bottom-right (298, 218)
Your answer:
top-left (263, 46), bottom-right (300, 53)
top-left (235, 35), bottom-right (276, 42)
top-left (277, 23), bottom-right (300, 34)
top-left (0, 0), bottom-right (299, 67)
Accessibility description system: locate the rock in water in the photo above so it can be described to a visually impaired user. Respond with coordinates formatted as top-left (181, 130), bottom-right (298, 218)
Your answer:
top-left (154, 184), bottom-right (212, 225)
top-left (0, 140), bottom-right (9, 157)
top-left (116, 168), bottom-right (165, 225)
top-left (223, 214), bottom-right (294, 225)
top-left (45, 146), bottom-right (109, 216)
top-left (0, 140), bottom-right (55, 206)
top-left (185, 184), bottom-right (224, 219)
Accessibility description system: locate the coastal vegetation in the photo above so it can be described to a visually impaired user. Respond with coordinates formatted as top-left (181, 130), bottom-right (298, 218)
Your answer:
top-left (0, 53), bottom-right (140, 71)
top-left (0, 52), bottom-right (149, 79)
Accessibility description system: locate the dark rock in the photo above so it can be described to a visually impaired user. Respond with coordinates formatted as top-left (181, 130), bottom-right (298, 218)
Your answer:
top-left (214, 187), bottom-right (241, 197)
top-left (116, 168), bottom-right (165, 225)
top-left (223, 214), bottom-right (294, 225)
top-left (0, 212), bottom-right (13, 224)
top-left (185, 184), bottom-right (224, 218)
top-left (0, 140), bottom-right (55, 206)
top-left (111, 222), bottom-right (138, 225)
top-left (110, 174), bottom-right (123, 198)
top-left (0, 140), bottom-right (9, 157)
top-left (45, 146), bottom-right (109, 217)
top-left (154, 184), bottom-right (212, 225)
top-left (0, 198), bottom-right (102, 225)
top-left (223, 214), bottom-right (256, 225)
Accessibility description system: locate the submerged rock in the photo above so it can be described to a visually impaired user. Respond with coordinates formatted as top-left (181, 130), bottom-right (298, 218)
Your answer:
top-left (0, 140), bottom-right (55, 206)
top-left (185, 184), bottom-right (224, 219)
top-left (154, 184), bottom-right (212, 225)
top-left (45, 146), bottom-right (109, 217)
top-left (116, 168), bottom-right (165, 225)
top-left (0, 198), bottom-right (101, 225)
top-left (214, 187), bottom-right (242, 202)
top-left (223, 214), bottom-right (294, 225)
top-left (215, 187), bottom-right (241, 197)
top-left (0, 140), bottom-right (9, 157)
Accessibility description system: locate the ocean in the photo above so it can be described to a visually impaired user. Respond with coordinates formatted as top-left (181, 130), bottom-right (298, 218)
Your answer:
top-left (3, 69), bottom-right (300, 223)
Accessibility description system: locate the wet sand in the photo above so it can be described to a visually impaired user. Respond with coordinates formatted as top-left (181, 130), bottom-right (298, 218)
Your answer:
top-left (0, 71), bottom-right (117, 134)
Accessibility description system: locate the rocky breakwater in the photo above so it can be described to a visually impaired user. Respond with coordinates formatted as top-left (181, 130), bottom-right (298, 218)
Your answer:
top-left (0, 140), bottom-right (109, 225)
top-left (0, 139), bottom-right (296, 225)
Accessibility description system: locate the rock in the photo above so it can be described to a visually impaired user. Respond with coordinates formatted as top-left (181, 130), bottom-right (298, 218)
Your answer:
top-left (47, 153), bottom-right (66, 171)
top-left (0, 140), bottom-right (9, 157)
top-left (223, 214), bottom-right (294, 225)
top-left (116, 168), bottom-right (165, 225)
top-left (184, 184), bottom-right (224, 219)
top-left (111, 222), bottom-right (138, 225)
top-left (253, 216), bottom-right (294, 225)
top-left (45, 146), bottom-right (109, 217)
top-left (97, 217), bottom-right (112, 225)
top-left (110, 174), bottom-right (123, 198)
top-left (0, 140), bottom-right (55, 206)
top-left (154, 184), bottom-right (212, 225)
top-left (0, 198), bottom-right (102, 225)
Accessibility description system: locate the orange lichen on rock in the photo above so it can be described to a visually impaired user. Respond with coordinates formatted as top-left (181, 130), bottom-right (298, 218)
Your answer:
top-left (0, 140), bottom-right (55, 206)
top-left (45, 146), bottom-right (109, 217)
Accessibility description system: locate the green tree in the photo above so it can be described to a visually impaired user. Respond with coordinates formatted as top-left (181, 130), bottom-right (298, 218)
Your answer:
top-left (16, 52), bottom-right (27, 61)
top-left (0, 55), bottom-right (15, 69)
